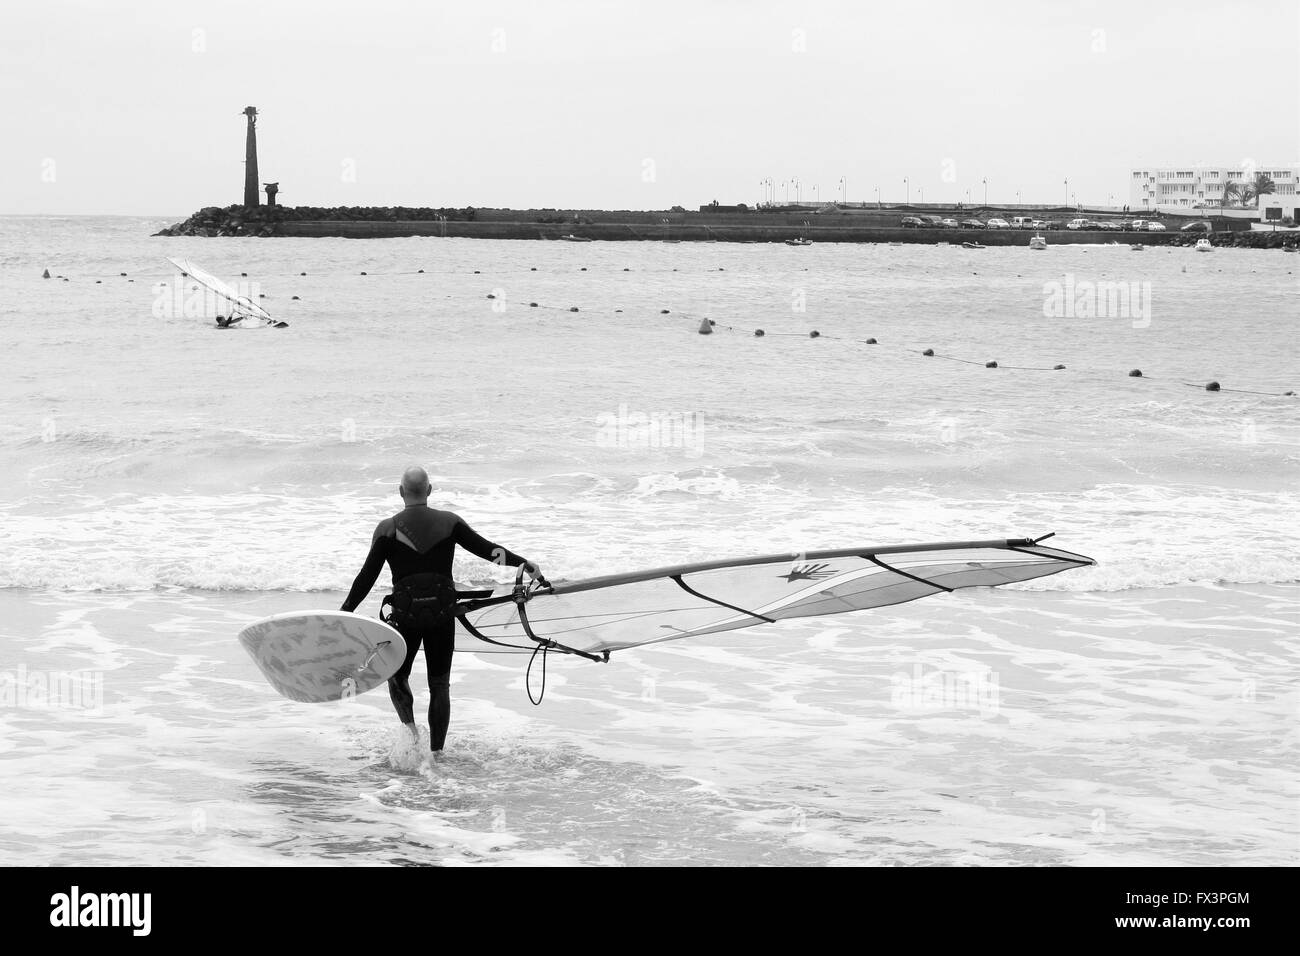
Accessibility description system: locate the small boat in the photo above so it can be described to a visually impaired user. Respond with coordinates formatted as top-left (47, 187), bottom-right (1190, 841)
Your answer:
top-left (785, 237), bottom-right (812, 246)
top-left (1029, 233), bottom-right (1047, 250)
top-left (560, 234), bottom-right (593, 242)
top-left (1130, 243), bottom-right (1145, 251)
top-left (962, 241), bottom-right (985, 249)
top-left (1194, 238), bottom-right (1212, 252)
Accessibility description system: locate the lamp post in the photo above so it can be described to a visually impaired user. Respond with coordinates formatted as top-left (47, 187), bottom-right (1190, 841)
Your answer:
top-left (919, 186), bottom-right (924, 203)
top-left (982, 177), bottom-right (988, 207)
top-left (839, 176), bottom-right (846, 205)
top-left (904, 177), bottom-right (910, 205)
top-left (875, 185), bottom-right (880, 207)
top-left (1064, 178), bottom-right (1069, 206)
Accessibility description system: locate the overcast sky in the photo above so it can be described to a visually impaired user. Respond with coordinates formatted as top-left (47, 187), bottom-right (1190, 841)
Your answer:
top-left (2, 0), bottom-right (1296, 215)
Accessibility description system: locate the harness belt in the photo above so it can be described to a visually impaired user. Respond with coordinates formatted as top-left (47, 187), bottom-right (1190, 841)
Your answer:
top-left (381, 573), bottom-right (461, 631)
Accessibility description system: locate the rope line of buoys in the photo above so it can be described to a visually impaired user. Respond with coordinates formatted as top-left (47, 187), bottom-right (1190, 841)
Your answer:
top-left (33, 263), bottom-right (1294, 397)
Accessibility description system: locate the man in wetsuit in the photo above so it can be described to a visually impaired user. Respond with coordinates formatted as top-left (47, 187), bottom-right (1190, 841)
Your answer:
top-left (341, 465), bottom-right (542, 753)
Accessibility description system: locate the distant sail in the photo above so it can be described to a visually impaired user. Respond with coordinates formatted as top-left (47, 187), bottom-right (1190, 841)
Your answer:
top-left (456, 537), bottom-right (1095, 660)
top-left (165, 257), bottom-right (275, 325)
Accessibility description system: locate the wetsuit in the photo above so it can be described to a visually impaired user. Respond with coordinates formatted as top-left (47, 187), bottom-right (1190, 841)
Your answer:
top-left (341, 505), bottom-right (530, 750)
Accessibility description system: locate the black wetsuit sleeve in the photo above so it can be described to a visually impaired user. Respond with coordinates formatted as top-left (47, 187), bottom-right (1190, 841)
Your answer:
top-left (452, 518), bottom-right (529, 568)
top-left (341, 529), bottom-right (389, 612)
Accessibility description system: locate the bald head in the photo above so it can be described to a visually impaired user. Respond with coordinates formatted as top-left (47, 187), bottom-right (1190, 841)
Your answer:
top-left (399, 465), bottom-right (431, 504)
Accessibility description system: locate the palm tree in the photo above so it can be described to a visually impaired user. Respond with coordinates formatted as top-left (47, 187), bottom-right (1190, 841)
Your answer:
top-left (1252, 172), bottom-right (1276, 205)
top-left (1221, 181), bottom-right (1243, 208)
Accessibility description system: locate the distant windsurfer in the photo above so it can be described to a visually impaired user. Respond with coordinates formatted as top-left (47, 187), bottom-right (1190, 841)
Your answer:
top-left (341, 465), bottom-right (543, 754)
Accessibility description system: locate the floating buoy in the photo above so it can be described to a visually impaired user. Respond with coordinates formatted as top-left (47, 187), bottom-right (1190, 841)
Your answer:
top-left (865, 337), bottom-right (877, 345)
top-left (580, 267), bottom-right (587, 271)
top-left (300, 271), bottom-right (307, 276)
top-left (615, 309), bottom-right (623, 313)
top-left (985, 361), bottom-right (998, 368)
top-left (529, 302), bottom-right (538, 308)
top-left (1205, 381), bottom-right (1221, 392)
top-left (1054, 364), bottom-right (1066, 370)
top-left (240, 272), bottom-right (248, 277)
top-left (623, 268), bottom-right (630, 272)
top-left (360, 271), bottom-right (367, 275)
top-left (755, 329), bottom-right (765, 337)
top-left (474, 270), bottom-right (480, 274)
top-left (530, 267), bottom-right (537, 272)
top-left (291, 295), bottom-right (300, 300)
top-left (569, 306), bottom-right (579, 312)
top-left (660, 309), bottom-right (670, 314)
top-left (486, 294), bottom-right (495, 299)
top-left (120, 272), bottom-right (127, 277)
top-left (63, 277), bottom-right (69, 282)
top-left (1285, 391), bottom-right (1296, 396)
top-left (698, 318), bottom-right (713, 335)
top-left (810, 330), bottom-right (820, 338)
top-left (95, 280), bottom-right (101, 284)
top-left (922, 348), bottom-right (935, 356)
top-left (418, 269), bottom-right (424, 274)
top-left (718, 267), bottom-right (725, 271)
top-left (1129, 369), bottom-right (1143, 377)
top-left (42, 269), bottom-right (50, 279)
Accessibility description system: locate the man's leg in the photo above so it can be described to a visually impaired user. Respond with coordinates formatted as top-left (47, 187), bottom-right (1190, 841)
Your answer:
top-left (388, 625), bottom-right (421, 738)
top-left (427, 624), bottom-right (455, 752)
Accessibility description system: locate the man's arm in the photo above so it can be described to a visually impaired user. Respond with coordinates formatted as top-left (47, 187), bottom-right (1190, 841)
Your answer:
top-left (451, 517), bottom-right (541, 577)
top-left (340, 524), bottom-right (389, 612)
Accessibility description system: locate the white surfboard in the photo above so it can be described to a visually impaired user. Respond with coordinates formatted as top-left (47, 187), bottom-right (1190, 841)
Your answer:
top-left (237, 611), bottom-right (407, 703)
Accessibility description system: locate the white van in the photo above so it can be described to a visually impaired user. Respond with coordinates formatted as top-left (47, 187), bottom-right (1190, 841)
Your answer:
top-left (1010, 216), bottom-right (1034, 229)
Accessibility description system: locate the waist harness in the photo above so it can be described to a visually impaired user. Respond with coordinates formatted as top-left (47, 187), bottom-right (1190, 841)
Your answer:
top-left (381, 573), bottom-right (460, 631)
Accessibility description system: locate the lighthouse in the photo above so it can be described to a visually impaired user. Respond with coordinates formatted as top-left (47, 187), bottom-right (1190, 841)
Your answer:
top-left (242, 106), bottom-right (259, 208)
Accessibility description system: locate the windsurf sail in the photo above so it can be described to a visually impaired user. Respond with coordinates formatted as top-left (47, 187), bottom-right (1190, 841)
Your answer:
top-left (164, 257), bottom-right (278, 327)
top-left (457, 536), bottom-right (1094, 661)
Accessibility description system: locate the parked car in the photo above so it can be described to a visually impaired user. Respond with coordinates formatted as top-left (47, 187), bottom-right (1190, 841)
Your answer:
top-left (1130, 219), bottom-right (1148, 231)
top-left (941, 218), bottom-right (960, 228)
top-left (919, 215), bottom-right (946, 228)
top-left (1066, 218), bottom-right (1089, 230)
top-left (1030, 219), bottom-right (1049, 229)
top-left (1145, 222), bottom-right (1167, 232)
top-left (900, 216), bottom-right (924, 228)
top-left (986, 218), bottom-right (1010, 229)
top-left (1010, 216), bottom-right (1034, 229)
top-left (1180, 221), bottom-right (1212, 232)
top-left (959, 219), bottom-right (986, 229)
top-left (1099, 221), bottom-right (1121, 231)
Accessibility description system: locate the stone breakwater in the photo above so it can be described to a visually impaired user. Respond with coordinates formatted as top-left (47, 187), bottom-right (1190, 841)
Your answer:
top-left (154, 205), bottom-right (1297, 248)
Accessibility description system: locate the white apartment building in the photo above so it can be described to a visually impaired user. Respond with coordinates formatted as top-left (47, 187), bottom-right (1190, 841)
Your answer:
top-left (1129, 164), bottom-right (1299, 211)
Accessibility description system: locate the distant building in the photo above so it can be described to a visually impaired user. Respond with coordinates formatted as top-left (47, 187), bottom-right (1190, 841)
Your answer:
top-left (1257, 193), bottom-right (1299, 223)
top-left (1129, 164), bottom-right (1299, 211)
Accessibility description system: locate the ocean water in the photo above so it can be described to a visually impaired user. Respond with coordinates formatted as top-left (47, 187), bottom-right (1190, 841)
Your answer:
top-left (0, 215), bottom-right (1296, 865)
